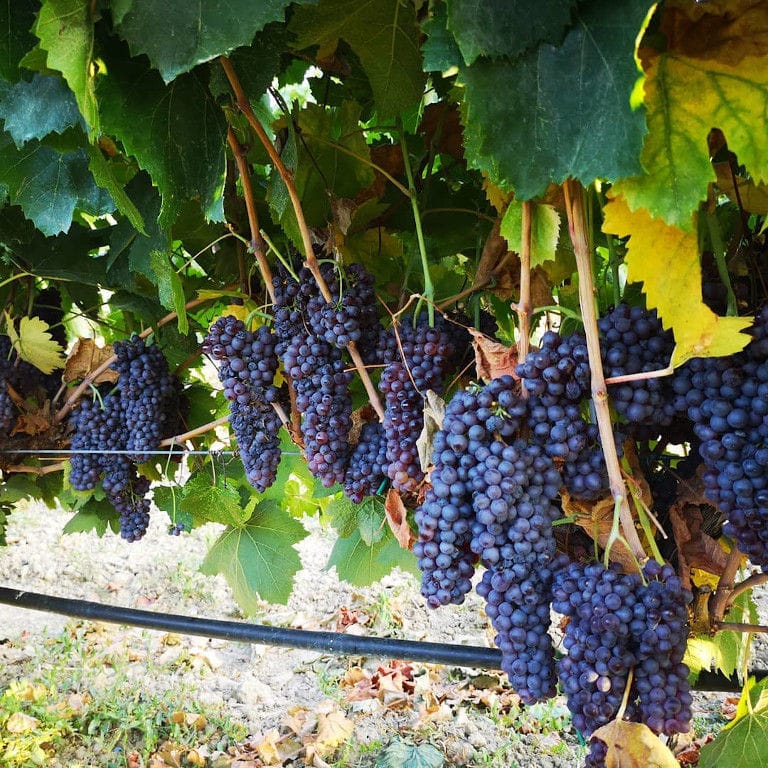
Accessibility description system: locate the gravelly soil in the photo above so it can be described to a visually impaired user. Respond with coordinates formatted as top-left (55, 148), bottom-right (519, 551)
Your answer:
top-left (0, 500), bottom-right (750, 767)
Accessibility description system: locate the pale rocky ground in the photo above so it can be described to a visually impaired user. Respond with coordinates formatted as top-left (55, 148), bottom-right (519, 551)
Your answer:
top-left (0, 500), bottom-right (745, 767)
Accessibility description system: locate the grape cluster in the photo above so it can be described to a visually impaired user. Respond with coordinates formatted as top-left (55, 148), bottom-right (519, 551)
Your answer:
top-left (672, 307), bottom-right (768, 567)
top-left (343, 421), bottom-right (388, 503)
top-left (414, 386), bottom-right (486, 608)
top-left (517, 330), bottom-right (593, 464)
top-left (379, 314), bottom-right (456, 492)
top-left (599, 304), bottom-right (676, 427)
top-left (113, 336), bottom-right (179, 463)
top-left (203, 317), bottom-right (282, 492)
top-left (69, 338), bottom-right (179, 540)
top-left (552, 560), bottom-right (692, 753)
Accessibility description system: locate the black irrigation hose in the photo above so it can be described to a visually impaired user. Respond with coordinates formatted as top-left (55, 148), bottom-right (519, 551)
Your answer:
top-left (0, 587), bottom-right (756, 692)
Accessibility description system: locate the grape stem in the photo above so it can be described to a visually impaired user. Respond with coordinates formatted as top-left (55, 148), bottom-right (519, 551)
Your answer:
top-left (398, 117), bottom-right (434, 326)
top-left (226, 127), bottom-right (275, 302)
top-left (709, 544), bottom-right (744, 624)
top-left (159, 415), bottom-right (231, 447)
top-left (563, 179), bottom-right (646, 563)
top-left (514, 200), bottom-right (533, 378)
top-left (604, 363), bottom-right (674, 385)
top-left (5, 461), bottom-right (65, 475)
top-left (220, 56), bottom-right (385, 422)
top-left (713, 621), bottom-right (768, 635)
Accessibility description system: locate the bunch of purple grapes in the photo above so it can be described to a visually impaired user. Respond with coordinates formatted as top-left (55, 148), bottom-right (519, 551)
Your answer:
top-left (203, 316), bottom-right (282, 492)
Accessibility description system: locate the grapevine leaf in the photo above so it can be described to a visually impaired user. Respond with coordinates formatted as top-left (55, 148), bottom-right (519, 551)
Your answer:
top-left (200, 499), bottom-right (309, 609)
top-left (114, 0), bottom-right (311, 83)
top-left (698, 677), bottom-right (768, 768)
top-left (0, 134), bottom-right (113, 235)
top-left (446, 0), bottom-right (576, 65)
top-left (87, 145), bottom-right (145, 233)
top-left (0, 74), bottom-right (85, 146)
top-left (375, 739), bottom-right (445, 768)
top-left (421, 3), bottom-right (461, 73)
top-left (289, 0), bottom-right (426, 120)
top-left (0, 0), bottom-right (38, 82)
top-left (357, 497), bottom-right (385, 546)
top-left (179, 473), bottom-right (247, 528)
top-left (98, 46), bottom-right (226, 228)
top-left (614, 52), bottom-right (768, 230)
top-left (292, 101), bottom-right (376, 227)
top-left (63, 498), bottom-right (119, 536)
top-left (602, 194), bottom-right (752, 365)
top-left (149, 251), bottom-right (188, 334)
top-left (327, 495), bottom-right (359, 538)
top-left (6, 315), bottom-right (66, 374)
top-left (34, 0), bottom-right (99, 135)
top-left (684, 591), bottom-right (756, 681)
top-left (459, 0), bottom-right (648, 199)
top-left (208, 23), bottom-right (290, 102)
top-left (327, 526), bottom-right (418, 587)
top-left (591, 720), bottom-right (678, 768)
top-left (499, 201), bottom-right (561, 268)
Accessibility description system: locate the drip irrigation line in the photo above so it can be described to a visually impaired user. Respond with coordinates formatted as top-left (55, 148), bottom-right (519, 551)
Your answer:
top-left (0, 587), bottom-right (757, 691)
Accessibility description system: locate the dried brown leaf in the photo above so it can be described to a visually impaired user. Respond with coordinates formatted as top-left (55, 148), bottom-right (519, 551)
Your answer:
top-left (469, 328), bottom-right (518, 380)
top-left (385, 488), bottom-right (415, 548)
top-left (64, 338), bottom-right (118, 385)
top-left (562, 491), bottom-right (639, 573)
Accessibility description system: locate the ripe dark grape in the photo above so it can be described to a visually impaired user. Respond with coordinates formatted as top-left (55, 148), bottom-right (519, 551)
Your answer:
top-left (599, 304), bottom-right (676, 427)
top-left (414, 385), bottom-right (489, 608)
top-left (672, 307), bottom-right (768, 567)
top-left (108, 471), bottom-right (151, 542)
top-left (203, 316), bottom-right (282, 492)
top-left (344, 421), bottom-right (388, 502)
top-left (112, 336), bottom-right (179, 463)
top-left (552, 562), bottom-right (642, 735)
top-left (379, 314), bottom-right (457, 492)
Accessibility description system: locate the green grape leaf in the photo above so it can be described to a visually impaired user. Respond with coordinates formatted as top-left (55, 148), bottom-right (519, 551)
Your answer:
top-left (0, 0), bottom-right (38, 82)
top-left (684, 591), bottom-right (756, 682)
top-left (200, 499), bottom-right (309, 610)
top-left (446, 0), bottom-right (576, 65)
top-left (421, 3), bottom-right (461, 73)
top-left (149, 250), bottom-right (188, 334)
top-left (290, 0), bottom-right (426, 120)
top-left (180, 473), bottom-right (248, 528)
top-left (63, 497), bottom-right (119, 537)
top-left (500, 200), bottom-right (561, 268)
top-left (0, 73), bottom-right (85, 146)
top-left (0, 134), bottom-right (114, 235)
top-left (614, 52), bottom-right (768, 230)
top-left (87, 145), bottom-right (145, 233)
top-left (208, 23), bottom-right (289, 101)
top-left (375, 739), bottom-right (445, 768)
top-left (327, 495), bottom-right (359, 538)
top-left (98, 47), bottom-right (226, 229)
top-left (327, 525), bottom-right (418, 587)
top-left (459, 0), bottom-right (648, 199)
top-left (698, 677), bottom-right (768, 768)
top-left (290, 101), bottom-right (376, 226)
top-left (34, 0), bottom-right (99, 135)
top-left (357, 497), bottom-right (385, 546)
top-left (114, 0), bottom-right (311, 83)
top-left (603, 194), bottom-right (752, 365)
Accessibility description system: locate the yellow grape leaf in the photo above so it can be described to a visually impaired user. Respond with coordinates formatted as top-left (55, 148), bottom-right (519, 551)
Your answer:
top-left (614, 52), bottom-right (768, 230)
top-left (591, 721), bottom-right (679, 768)
top-left (315, 705), bottom-right (354, 753)
top-left (499, 200), bottom-right (561, 268)
top-left (602, 195), bottom-right (752, 365)
top-left (6, 315), bottom-right (66, 374)
top-left (6, 711), bottom-right (40, 733)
